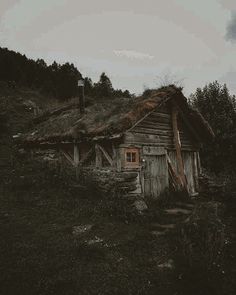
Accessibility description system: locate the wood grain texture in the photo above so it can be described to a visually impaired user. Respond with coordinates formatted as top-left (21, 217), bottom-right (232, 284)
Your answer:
top-left (171, 103), bottom-right (187, 190)
top-left (143, 153), bottom-right (168, 198)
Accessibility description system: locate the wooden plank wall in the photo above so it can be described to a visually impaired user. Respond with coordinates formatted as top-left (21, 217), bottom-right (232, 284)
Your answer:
top-left (143, 154), bottom-right (168, 198)
top-left (168, 150), bottom-right (200, 195)
top-left (125, 103), bottom-right (199, 151)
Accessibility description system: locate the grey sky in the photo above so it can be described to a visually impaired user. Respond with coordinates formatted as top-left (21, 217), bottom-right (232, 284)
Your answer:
top-left (226, 11), bottom-right (236, 41)
top-left (0, 0), bottom-right (236, 95)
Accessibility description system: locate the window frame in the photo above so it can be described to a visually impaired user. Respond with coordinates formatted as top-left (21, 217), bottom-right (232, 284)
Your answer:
top-left (124, 148), bottom-right (140, 167)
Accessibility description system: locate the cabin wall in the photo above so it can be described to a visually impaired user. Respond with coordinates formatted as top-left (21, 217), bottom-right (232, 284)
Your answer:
top-left (168, 150), bottom-right (200, 195)
top-left (58, 103), bottom-right (202, 199)
top-left (58, 140), bottom-right (141, 198)
top-left (121, 103), bottom-right (201, 198)
top-left (124, 103), bottom-right (199, 150)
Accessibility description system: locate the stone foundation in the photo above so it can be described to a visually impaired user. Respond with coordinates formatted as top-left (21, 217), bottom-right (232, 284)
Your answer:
top-left (78, 167), bottom-right (141, 199)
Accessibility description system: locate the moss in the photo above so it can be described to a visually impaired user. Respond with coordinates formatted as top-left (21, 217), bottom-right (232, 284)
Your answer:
top-left (22, 85), bottom-right (214, 145)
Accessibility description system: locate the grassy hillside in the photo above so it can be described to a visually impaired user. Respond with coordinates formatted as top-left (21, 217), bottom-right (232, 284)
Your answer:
top-left (0, 149), bottom-right (235, 295)
top-left (0, 83), bottom-right (235, 295)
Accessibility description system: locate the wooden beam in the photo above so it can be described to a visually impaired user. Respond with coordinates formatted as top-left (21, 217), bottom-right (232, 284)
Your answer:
top-left (61, 150), bottom-right (75, 166)
top-left (95, 144), bottom-right (102, 167)
top-left (97, 144), bottom-right (113, 166)
top-left (73, 144), bottom-right (80, 180)
top-left (111, 142), bottom-right (117, 168)
top-left (171, 103), bottom-right (187, 190)
top-left (79, 147), bottom-right (94, 166)
top-left (196, 151), bottom-right (202, 175)
top-left (127, 96), bottom-right (172, 132)
top-left (166, 154), bottom-right (183, 190)
top-left (74, 144), bottom-right (80, 166)
top-left (193, 152), bottom-right (199, 192)
top-left (176, 106), bottom-right (201, 143)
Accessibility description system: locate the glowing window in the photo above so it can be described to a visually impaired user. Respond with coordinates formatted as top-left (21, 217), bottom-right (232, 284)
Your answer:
top-left (125, 148), bottom-right (139, 166)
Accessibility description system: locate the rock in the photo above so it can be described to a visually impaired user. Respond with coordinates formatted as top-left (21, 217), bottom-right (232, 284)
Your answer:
top-left (72, 224), bottom-right (93, 236)
top-left (86, 236), bottom-right (103, 245)
top-left (158, 259), bottom-right (174, 270)
top-left (134, 200), bottom-right (148, 212)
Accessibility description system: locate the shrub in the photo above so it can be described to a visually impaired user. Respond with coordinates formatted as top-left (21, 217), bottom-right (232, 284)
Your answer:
top-left (179, 202), bottom-right (225, 271)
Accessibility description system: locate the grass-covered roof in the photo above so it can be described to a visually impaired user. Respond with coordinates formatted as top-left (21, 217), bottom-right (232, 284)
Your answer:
top-left (22, 85), bottom-right (214, 145)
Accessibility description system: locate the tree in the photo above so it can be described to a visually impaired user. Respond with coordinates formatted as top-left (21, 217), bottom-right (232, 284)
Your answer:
top-left (84, 77), bottom-right (93, 96)
top-left (190, 81), bottom-right (236, 173)
top-left (94, 72), bottom-right (113, 97)
top-left (0, 47), bottom-right (132, 101)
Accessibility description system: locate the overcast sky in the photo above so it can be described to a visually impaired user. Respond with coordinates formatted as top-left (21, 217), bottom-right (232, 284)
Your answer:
top-left (1, 0), bottom-right (236, 95)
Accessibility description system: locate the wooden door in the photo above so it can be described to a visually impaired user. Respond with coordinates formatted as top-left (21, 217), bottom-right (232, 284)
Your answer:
top-left (143, 153), bottom-right (168, 198)
top-left (182, 152), bottom-right (197, 195)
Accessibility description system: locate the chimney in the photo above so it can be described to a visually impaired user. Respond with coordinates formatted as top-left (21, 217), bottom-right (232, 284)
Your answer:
top-left (78, 79), bottom-right (85, 114)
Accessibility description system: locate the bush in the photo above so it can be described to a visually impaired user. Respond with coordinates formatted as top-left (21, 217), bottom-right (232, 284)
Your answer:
top-left (179, 202), bottom-right (225, 271)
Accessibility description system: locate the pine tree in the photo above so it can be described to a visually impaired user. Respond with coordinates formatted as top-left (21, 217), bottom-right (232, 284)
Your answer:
top-left (190, 81), bottom-right (236, 172)
top-left (94, 72), bottom-right (113, 97)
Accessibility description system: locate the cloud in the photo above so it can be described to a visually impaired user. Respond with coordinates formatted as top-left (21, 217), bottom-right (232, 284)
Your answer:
top-left (226, 11), bottom-right (236, 41)
top-left (220, 70), bottom-right (236, 93)
top-left (113, 50), bottom-right (154, 60)
top-left (220, 0), bottom-right (236, 10)
top-left (1, 0), bottom-right (66, 30)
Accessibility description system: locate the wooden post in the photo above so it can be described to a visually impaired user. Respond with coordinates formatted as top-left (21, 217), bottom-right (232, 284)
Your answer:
top-left (112, 142), bottom-right (117, 169)
top-left (74, 144), bottom-right (80, 180)
top-left (193, 152), bottom-right (199, 192)
top-left (95, 144), bottom-right (102, 167)
top-left (196, 151), bottom-right (202, 175)
top-left (78, 80), bottom-right (85, 114)
top-left (97, 144), bottom-right (113, 166)
top-left (171, 103), bottom-right (187, 190)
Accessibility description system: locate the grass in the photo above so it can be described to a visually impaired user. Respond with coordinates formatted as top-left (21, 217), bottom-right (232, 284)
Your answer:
top-left (0, 157), bottom-right (176, 295)
top-left (1, 82), bottom-right (235, 295)
top-left (0, 152), bottom-right (235, 295)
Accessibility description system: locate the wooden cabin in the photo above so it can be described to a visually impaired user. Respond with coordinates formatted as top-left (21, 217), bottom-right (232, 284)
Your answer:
top-left (22, 86), bottom-right (214, 199)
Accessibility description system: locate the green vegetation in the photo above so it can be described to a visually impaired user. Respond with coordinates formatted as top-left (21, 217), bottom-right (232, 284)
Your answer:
top-left (0, 156), bottom-right (175, 295)
top-left (189, 81), bottom-right (236, 173)
top-left (0, 154), bottom-right (234, 295)
top-left (0, 47), bottom-right (131, 101)
top-left (0, 48), bottom-right (235, 295)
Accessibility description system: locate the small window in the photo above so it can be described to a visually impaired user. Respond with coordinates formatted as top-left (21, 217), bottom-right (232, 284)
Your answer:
top-left (125, 148), bottom-right (139, 167)
top-left (126, 152), bottom-right (136, 163)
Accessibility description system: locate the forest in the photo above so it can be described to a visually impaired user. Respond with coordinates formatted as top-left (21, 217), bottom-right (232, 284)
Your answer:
top-left (0, 47), bottom-right (131, 100)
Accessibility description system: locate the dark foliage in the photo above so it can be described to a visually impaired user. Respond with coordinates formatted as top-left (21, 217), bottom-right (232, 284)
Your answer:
top-left (0, 47), bottom-right (82, 100)
top-left (0, 47), bottom-right (132, 101)
top-left (84, 72), bottom-right (132, 98)
top-left (179, 202), bottom-right (225, 270)
top-left (189, 81), bottom-right (236, 173)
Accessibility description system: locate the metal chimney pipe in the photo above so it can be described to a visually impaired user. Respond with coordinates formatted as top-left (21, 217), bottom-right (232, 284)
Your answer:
top-left (78, 79), bottom-right (85, 114)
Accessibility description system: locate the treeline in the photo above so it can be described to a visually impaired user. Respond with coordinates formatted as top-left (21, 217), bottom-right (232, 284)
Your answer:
top-left (0, 47), bottom-right (131, 100)
top-left (189, 81), bottom-right (236, 173)
top-left (84, 73), bottom-right (131, 99)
